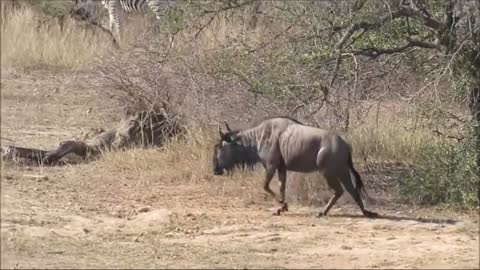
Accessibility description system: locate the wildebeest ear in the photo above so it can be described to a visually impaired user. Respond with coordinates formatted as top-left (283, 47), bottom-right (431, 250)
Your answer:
top-left (224, 121), bottom-right (232, 132)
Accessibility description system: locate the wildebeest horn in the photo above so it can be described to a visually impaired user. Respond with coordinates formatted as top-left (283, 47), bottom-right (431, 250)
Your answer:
top-left (218, 124), bottom-right (224, 137)
top-left (224, 121), bottom-right (232, 132)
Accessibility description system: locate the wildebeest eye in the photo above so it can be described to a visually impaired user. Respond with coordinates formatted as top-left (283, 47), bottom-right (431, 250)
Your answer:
top-left (222, 135), bottom-right (233, 143)
top-left (231, 135), bottom-right (241, 144)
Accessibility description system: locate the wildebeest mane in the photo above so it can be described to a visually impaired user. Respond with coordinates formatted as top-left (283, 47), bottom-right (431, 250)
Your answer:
top-left (216, 116), bottom-right (303, 173)
top-left (256, 116), bottom-right (305, 126)
top-left (220, 116), bottom-right (304, 143)
top-left (270, 116), bottom-right (304, 124)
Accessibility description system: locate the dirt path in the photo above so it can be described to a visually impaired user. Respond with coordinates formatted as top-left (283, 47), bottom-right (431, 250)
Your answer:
top-left (1, 159), bottom-right (479, 268)
top-left (1, 71), bottom-right (479, 269)
top-left (1, 167), bottom-right (479, 269)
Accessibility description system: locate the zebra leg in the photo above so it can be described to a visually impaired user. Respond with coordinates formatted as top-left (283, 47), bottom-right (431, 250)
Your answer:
top-left (146, 0), bottom-right (172, 22)
top-left (107, 0), bottom-right (122, 43)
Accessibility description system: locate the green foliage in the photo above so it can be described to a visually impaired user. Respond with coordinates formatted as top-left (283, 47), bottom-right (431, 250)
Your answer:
top-left (300, 44), bottom-right (335, 64)
top-left (352, 18), bottom-right (434, 50)
top-left (453, 37), bottom-right (480, 106)
top-left (162, 6), bottom-right (186, 34)
top-left (400, 137), bottom-right (479, 207)
top-left (207, 42), bottom-right (302, 98)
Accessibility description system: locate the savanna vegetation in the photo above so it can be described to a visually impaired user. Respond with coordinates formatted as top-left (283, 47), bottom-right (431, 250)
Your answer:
top-left (1, 1), bottom-right (479, 268)
top-left (2, 0), bottom-right (478, 207)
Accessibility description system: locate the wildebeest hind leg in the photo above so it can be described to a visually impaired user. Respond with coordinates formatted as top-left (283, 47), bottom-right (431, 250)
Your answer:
top-left (337, 168), bottom-right (377, 218)
top-left (317, 173), bottom-right (343, 217)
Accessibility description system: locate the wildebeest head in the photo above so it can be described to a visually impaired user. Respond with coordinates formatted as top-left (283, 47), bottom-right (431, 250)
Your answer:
top-left (212, 122), bottom-right (257, 176)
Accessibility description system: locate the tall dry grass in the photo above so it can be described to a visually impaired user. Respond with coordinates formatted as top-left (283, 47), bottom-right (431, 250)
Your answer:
top-left (90, 107), bottom-right (443, 207)
top-left (1, 5), bottom-right (114, 70)
top-left (0, 3), bottom-right (258, 70)
top-left (96, 128), bottom-right (216, 182)
top-left (347, 117), bottom-right (439, 165)
top-left (92, 128), bottom-right (266, 205)
top-left (3, 2), bottom-right (472, 207)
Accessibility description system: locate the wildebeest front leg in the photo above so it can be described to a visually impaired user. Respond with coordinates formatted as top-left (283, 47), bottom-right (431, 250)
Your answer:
top-left (274, 166), bottom-right (288, 216)
top-left (263, 166), bottom-right (283, 215)
top-left (263, 166), bottom-right (277, 196)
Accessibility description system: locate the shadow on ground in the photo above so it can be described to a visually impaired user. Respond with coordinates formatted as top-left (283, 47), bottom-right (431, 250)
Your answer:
top-left (329, 213), bottom-right (458, 225)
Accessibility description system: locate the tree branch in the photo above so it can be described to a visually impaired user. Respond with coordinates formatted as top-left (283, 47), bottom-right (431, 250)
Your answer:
top-left (401, 3), bottom-right (444, 30)
top-left (350, 36), bottom-right (439, 58)
top-left (193, 13), bottom-right (216, 39)
top-left (335, 6), bottom-right (445, 50)
top-left (202, 0), bottom-right (256, 14)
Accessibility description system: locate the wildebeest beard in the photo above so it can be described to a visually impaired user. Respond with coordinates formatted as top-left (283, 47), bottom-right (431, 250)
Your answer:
top-left (213, 137), bottom-right (260, 176)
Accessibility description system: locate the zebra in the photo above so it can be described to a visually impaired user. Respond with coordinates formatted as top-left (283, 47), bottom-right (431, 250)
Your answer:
top-left (74, 0), bottom-right (176, 43)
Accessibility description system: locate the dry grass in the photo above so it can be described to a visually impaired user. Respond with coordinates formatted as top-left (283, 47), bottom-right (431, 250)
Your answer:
top-left (96, 130), bottom-right (215, 184)
top-left (1, 3), bottom-right (478, 268)
top-left (95, 128), bottom-right (263, 188)
top-left (348, 118), bottom-right (438, 165)
top-left (1, 5), bottom-right (113, 71)
top-left (344, 102), bottom-right (441, 165)
top-left (190, 13), bottom-right (264, 53)
top-left (0, 3), bottom-right (263, 71)
top-left (88, 108), bottom-right (439, 208)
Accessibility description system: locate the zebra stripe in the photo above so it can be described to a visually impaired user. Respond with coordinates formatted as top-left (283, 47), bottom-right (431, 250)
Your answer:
top-left (100, 0), bottom-right (176, 42)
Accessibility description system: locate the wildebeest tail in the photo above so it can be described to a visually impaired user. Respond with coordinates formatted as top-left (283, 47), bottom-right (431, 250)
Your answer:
top-left (347, 152), bottom-right (371, 203)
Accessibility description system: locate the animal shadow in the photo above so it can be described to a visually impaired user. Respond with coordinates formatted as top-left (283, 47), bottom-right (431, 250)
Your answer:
top-left (330, 213), bottom-right (458, 225)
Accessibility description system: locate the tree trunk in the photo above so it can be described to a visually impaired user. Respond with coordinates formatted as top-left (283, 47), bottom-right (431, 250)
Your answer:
top-left (469, 85), bottom-right (480, 168)
top-left (465, 44), bottom-right (480, 168)
top-left (1, 145), bottom-right (50, 164)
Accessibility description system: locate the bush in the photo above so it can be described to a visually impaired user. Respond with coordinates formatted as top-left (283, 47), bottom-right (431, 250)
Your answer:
top-left (400, 137), bottom-right (479, 207)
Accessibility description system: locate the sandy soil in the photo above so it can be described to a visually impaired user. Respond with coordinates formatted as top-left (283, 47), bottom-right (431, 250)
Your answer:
top-left (1, 71), bottom-right (479, 269)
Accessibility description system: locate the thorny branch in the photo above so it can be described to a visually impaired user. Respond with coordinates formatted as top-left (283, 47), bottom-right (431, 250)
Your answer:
top-left (350, 37), bottom-right (439, 58)
top-left (202, 0), bottom-right (256, 14)
top-left (190, 0), bottom-right (257, 40)
top-left (432, 129), bottom-right (465, 142)
top-left (329, 1), bottom-right (454, 89)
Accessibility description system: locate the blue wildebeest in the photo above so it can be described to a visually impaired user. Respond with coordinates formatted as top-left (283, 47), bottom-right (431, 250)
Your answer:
top-left (212, 117), bottom-right (378, 218)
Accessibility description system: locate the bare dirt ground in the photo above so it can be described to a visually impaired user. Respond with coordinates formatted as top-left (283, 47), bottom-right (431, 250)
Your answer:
top-left (1, 71), bottom-right (479, 269)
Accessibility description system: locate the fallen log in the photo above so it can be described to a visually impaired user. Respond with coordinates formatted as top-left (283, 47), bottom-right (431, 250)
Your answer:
top-left (2, 110), bottom-right (184, 166)
top-left (1, 145), bottom-right (51, 165)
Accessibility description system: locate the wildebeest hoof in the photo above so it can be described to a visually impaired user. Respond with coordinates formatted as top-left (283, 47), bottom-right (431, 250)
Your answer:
top-left (363, 210), bottom-right (379, 218)
top-left (281, 203), bottom-right (288, 212)
top-left (273, 208), bottom-right (283, 216)
top-left (316, 212), bottom-right (325, 218)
